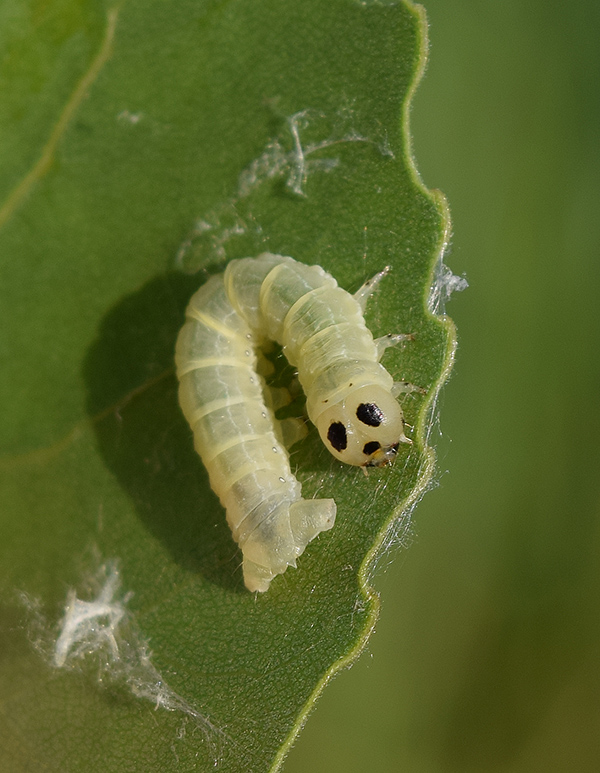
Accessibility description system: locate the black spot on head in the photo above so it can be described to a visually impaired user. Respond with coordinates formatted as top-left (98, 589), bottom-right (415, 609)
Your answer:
top-left (327, 422), bottom-right (347, 452)
top-left (356, 402), bottom-right (384, 427)
top-left (363, 441), bottom-right (381, 456)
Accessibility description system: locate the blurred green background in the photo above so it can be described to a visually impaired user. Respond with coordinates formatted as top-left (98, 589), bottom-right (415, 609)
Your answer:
top-left (286, 1), bottom-right (600, 771)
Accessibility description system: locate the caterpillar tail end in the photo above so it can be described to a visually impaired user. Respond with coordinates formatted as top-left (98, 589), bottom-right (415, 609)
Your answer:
top-left (242, 498), bottom-right (337, 593)
top-left (243, 560), bottom-right (277, 593)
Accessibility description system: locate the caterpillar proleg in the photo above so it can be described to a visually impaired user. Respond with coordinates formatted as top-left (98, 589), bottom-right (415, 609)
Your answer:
top-left (175, 253), bottom-right (411, 592)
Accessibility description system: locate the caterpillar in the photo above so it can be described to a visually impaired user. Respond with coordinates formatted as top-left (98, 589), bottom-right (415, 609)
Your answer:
top-left (175, 253), bottom-right (412, 592)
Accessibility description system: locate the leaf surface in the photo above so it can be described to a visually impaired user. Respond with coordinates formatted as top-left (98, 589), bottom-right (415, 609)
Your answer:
top-left (0, 1), bottom-right (453, 770)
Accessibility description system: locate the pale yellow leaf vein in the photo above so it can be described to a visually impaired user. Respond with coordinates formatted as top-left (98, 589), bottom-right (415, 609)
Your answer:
top-left (0, 6), bottom-right (120, 230)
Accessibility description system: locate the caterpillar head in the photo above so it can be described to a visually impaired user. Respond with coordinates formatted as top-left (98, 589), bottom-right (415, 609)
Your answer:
top-left (316, 385), bottom-right (409, 467)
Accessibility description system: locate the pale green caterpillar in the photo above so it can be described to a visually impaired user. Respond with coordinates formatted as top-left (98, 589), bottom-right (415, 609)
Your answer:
top-left (175, 253), bottom-right (411, 592)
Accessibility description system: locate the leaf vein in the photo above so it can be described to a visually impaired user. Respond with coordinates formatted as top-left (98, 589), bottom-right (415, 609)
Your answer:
top-left (0, 6), bottom-right (121, 230)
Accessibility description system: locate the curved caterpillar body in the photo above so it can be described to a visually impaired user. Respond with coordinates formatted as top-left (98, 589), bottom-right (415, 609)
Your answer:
top-left (175, 253), bottom-right (410, 592)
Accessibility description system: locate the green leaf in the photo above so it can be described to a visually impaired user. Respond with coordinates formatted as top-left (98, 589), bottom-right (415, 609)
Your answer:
top-left (0, 1), bottom-right (454, 771)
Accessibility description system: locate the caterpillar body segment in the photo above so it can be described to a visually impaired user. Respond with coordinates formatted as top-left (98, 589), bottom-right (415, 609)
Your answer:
top-left (225, 255), bottom-right (410, 467)
top-left (175, 273), bottom-right (336, 593)
top-left (176, 253), bottom-right (410, 592)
